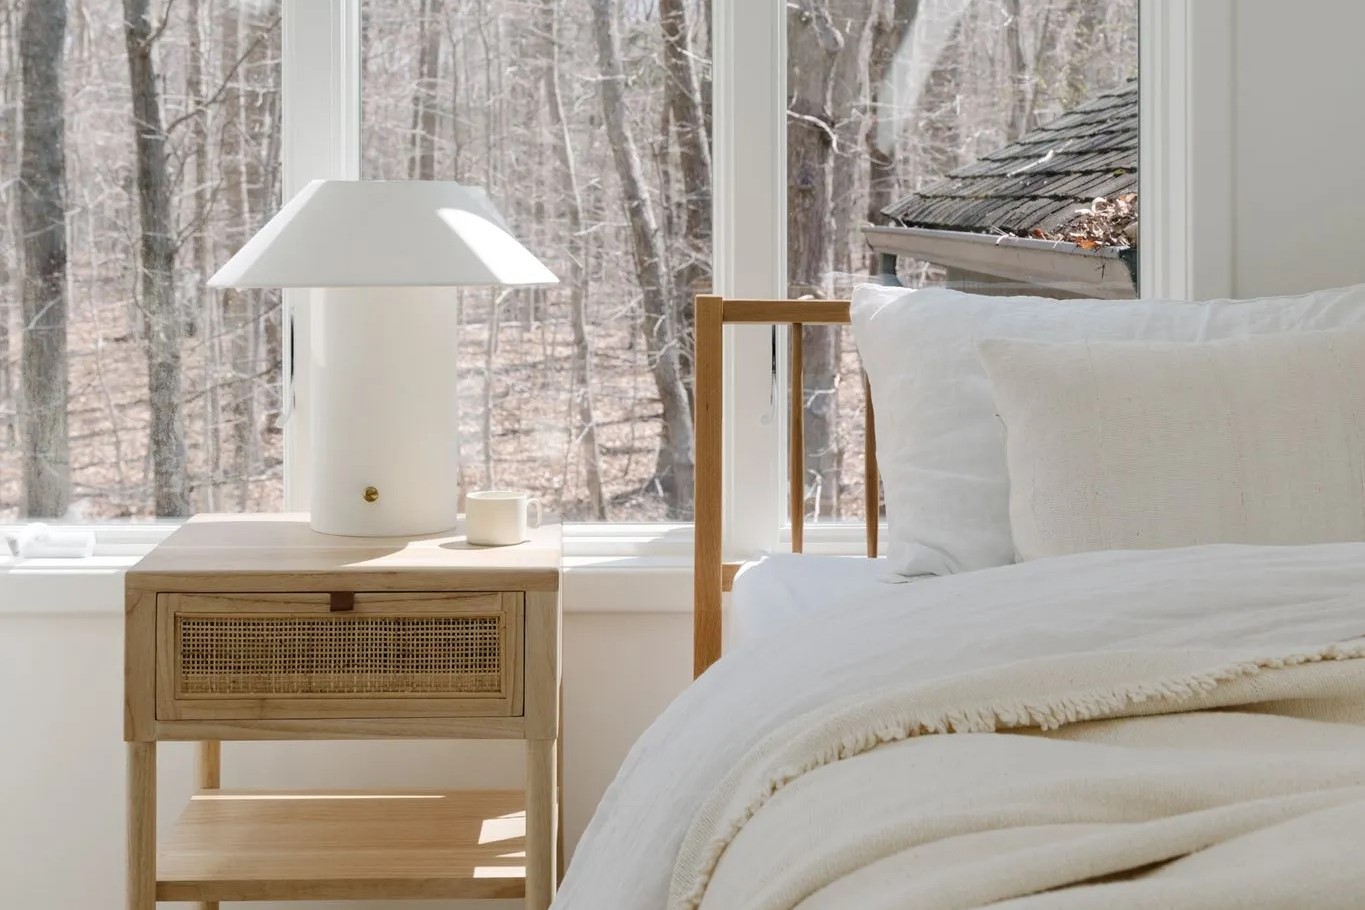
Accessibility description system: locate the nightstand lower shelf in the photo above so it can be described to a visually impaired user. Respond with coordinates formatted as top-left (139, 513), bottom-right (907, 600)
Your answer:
top-left (156, 788), bottom-right (528, 902)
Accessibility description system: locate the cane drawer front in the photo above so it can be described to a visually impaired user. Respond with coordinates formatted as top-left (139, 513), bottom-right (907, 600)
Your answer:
top-left (156, 592), bottom-right (524, 721)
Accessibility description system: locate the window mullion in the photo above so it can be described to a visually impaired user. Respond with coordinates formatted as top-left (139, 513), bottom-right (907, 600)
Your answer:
top-left (713, 0), bottom-right (786, 558)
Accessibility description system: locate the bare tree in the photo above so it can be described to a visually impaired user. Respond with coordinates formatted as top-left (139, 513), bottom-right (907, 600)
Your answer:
top-left (183, 0), bottom-right (220, 510)
top-left (410, 0), bottom-right (444, 180)
top-left (541, 0), bottom-right (606, 519)
top-left (18, 0), bottom-right (71, 517)
top-left (865, 0), bottom-right (919, 271)
top-left (788, 0), bottom-right (843, 520)
top-left (0, 0), bottom-right (1138, 523)
top-left (589, 0), bottom-right (695, 518)
top-left (0, 0), bottom-right (19, 447)
top-left (827, 0), bottom-right (873, 278)
top-left (123, 0), bottom-right (190, 516)
top-left (659, 0), bottom-right (711, 363)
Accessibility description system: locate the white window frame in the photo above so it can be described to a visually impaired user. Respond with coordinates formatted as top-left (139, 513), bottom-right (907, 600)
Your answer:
top-left (1139, 0), bottom-right (1233, 301)
top-left (3, 0), bottom-right (1216, 605)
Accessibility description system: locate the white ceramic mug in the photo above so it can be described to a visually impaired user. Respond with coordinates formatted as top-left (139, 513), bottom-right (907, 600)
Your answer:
top-left (466, 491), bottom-right (543, 546)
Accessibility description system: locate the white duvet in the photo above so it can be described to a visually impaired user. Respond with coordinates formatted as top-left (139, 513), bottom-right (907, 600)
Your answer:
top-left (554, 543), bottom-right (1365, 909)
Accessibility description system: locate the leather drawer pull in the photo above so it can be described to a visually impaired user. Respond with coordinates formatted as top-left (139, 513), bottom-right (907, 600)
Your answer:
top-left (330, 592), bottom-right (355, 613)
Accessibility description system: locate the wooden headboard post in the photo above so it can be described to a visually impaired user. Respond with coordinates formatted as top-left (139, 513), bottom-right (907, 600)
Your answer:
top-left (692, 295), bottom-right (876, 677)
top-left (694, 295), bottom-right (725, 677)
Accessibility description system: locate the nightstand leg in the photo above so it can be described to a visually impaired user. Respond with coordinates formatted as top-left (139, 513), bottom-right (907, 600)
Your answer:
top-left (195, 742), bottom-right (221, 910)
top-left (526, 738), bottom-right (557, 910)
top-left (196, 741), bottom-right (221, 789)
top-left (128, 742), bottom-right (156, 910)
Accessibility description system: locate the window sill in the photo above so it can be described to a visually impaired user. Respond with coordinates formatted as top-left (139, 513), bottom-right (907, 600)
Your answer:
top-left (0, 520), bottom-right (885, 616)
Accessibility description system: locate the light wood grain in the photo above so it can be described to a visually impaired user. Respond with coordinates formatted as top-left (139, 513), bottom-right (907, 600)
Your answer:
top-left (863, 369), bottom-right (880, 558)
top-left (721, 562), bottom-right (741, 593)
top-left (155, 591), bottom-right (522, 722)
top-left (156, 789), bottom-right (528, 903)
top-left (790, 324), bottom-right (805, 554)
top-left (721, 298), bottom-right (851, 324)
top-left (152, 715), bottom-right (532, 741)
top-left (125, 591), bottom-right (157, 742)
top-left (126, 514), bottom-right (562, 593)
top-left (557, 682), bottom-right (566, 885)
top-left (128, 742), bottom-right (156, 910)
top-left (195, 742), bottom-right (222, 910)
top-left (196, 741), bottom-right (221, 788)
top-left (694, 297), bottom-right (884, 676)
top-left (694, 294), bottom-right (725, 677)
top-left (125, 515), bottom-right (563, 907)
top-left (525, 741), bottom-right (557, 910)
top-left (524, 591), bottom-right (560, 741)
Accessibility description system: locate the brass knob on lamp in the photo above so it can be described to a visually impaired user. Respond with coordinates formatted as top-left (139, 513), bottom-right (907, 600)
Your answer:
top-left (363, 486), bottom-right (380, 503)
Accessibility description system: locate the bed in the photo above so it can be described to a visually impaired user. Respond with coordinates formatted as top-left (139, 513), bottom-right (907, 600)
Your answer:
top-left (728, 553), bottom-right (890, 650)
top-left (555, 289), bottom-right (1365, 910)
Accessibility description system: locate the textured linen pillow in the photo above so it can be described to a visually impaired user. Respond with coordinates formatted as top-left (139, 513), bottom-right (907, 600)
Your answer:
top-left (850, 282), bottom-right (1365, 578)
top-left (978, 327), bottom-right (1365, 561)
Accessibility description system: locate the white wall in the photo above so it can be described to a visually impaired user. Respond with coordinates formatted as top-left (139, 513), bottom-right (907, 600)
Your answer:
top-left (1230, 1), bottom-right (1365, 297)
top-left (0, 579), bottom-right (692, 910)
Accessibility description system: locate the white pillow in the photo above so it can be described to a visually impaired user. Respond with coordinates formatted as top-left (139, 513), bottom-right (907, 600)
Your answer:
top-left (979, 328), bottom-right (1365, 560)
top-left (850, 283), bottom-right (1365, 577)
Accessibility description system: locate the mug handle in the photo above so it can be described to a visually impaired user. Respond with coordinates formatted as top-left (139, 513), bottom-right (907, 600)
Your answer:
top-left (527, 497), bottom-right (543, 530)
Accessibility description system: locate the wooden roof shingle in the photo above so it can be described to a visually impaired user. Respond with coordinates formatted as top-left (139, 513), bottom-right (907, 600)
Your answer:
top-left (883, 80), bottom-right (1137, 240)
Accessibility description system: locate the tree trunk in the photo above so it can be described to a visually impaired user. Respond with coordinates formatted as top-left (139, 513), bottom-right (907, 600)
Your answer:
top-left (659, 0), bottom-right (711, 376)
top-left (541, 0), bottom-right (605, 519)
top-left (18, 0), bottom-right (71, 517)
top-left (0, 0), bottom-right (19, 447)
top-left (788, 0), bottom-right (842, 521)
top-left (240, 8), bottom-right (281, 494)
top-left (185, 0), bottom-right (217, 510)
top-left (828, 1), bottom-right (874, 280)
top-left (410, 0), bottom-right (444, 180)
top-left (124, 0), bottom-right (190, 516)
top-left (865, 0), bottom-right (919, 273)
top-left (589, 0), bottom-right (695, 519)
top-left (217, 4), bottom-right (257, 509)
top-left (1004, 0), bottom-right (1034, 141)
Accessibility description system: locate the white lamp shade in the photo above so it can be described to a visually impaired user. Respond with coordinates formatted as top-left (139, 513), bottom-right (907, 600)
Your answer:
top-left (207, 180), bottom-right (559, 289)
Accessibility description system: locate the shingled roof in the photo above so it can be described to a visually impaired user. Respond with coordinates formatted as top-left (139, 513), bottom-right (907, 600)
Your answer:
top-left (882, 80), bottom-right (1137, 242)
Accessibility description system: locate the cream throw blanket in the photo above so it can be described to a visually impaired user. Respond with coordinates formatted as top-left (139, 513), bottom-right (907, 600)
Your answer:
top-left (670, 643), bottom-right (1365, 910)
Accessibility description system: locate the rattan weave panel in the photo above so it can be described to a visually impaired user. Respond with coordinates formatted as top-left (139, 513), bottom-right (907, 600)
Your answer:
top-left (177, 614), bottom-right (504, 696)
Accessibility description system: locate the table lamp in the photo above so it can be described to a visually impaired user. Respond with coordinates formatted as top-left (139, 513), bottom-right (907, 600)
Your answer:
top-left (209, 180), bottom-right (557, 537)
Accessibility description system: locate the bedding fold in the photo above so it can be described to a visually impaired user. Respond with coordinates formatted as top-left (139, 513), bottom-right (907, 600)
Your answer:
top-left (671, 646), bottom-right (1365, 910)
top-left (552, 543), bottom-right (1365, 909)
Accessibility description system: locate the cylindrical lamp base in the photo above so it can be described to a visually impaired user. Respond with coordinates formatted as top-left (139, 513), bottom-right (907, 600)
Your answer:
top-left (310, 286), bottom-right (461, 537)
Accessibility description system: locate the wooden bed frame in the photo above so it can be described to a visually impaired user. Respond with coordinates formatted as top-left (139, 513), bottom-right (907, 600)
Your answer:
top-left (693, 295), bottom-right (881, 677)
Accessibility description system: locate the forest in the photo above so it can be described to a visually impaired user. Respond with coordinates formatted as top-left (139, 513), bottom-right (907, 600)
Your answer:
top-left (0, 0), bottom-right (1136, 523)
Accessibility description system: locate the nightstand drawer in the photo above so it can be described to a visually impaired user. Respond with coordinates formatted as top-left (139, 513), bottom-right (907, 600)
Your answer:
top-left (156, 592), bottom-right (524, 721)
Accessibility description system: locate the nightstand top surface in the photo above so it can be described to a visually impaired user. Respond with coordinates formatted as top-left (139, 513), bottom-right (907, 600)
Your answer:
top-left (127, 513), bottom-right (561, 592)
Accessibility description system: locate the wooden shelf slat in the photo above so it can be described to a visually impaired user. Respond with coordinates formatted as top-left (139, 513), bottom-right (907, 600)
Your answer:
top-left (157, 788), bottom-right (528, 902)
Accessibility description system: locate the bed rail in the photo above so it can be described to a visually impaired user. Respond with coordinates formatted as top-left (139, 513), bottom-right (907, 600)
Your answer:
top-left (693, 295), bottom-right (879, 677)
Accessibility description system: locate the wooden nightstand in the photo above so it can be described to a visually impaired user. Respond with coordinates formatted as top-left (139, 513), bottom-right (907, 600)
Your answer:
top-left (124, 514), bottom-right (561, 909)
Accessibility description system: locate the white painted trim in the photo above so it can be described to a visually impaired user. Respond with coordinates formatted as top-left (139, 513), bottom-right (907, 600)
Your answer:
top-left (0, 522), bottom-right (177, 557)
top-left (1139, 0), bottom-right (1234, 300)
top-left (280, 0), bottom-right (361, 509)
top-left (562, 520), bottom-right (886, 558)
top-left (713, 0), bottom-right (786, 558)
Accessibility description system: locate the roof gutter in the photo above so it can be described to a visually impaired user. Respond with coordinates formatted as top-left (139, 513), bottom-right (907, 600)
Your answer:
top-left (862, 225), bottom-right (1137, 299)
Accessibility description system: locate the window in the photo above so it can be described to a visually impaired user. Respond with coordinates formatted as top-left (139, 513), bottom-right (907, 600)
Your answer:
top-left (360, 0), bottom-right (712, 523)
top-left (0, 0), bottom-right (283, 520)
top-left (0, 0), bottom-right (1145, 556)
top-left (786, 0), bottom-right (1138, 527)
